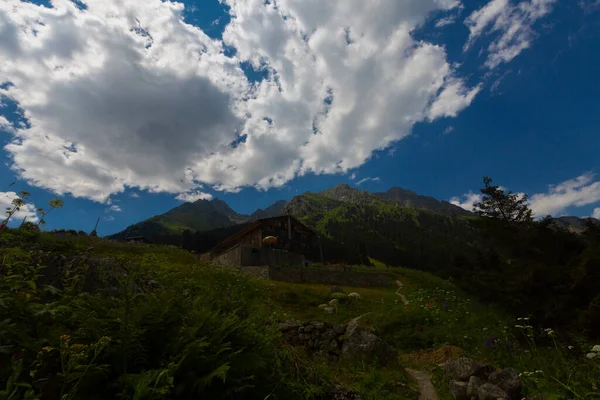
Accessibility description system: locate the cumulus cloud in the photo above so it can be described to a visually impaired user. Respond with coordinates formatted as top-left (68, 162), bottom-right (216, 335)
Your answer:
top-left (529, 173), bottom-right (600, 217)
top-left (450, 191), bottom-right (482, 211)
top-left (0, 0), bottom-right (501, 204)
top-left (0, 191), bottom-right (39, 224)
top-left (464, 0), bottom-right (556, 68)
top-left (0, 115), bottom-right (14, 133)
top-left (175, 190), bottom-right (213, 202)
top-left (356, 177), bottom-right (381, 185)
top-left (107, 205), bottom-right (122, 212)
top-left (593, 208), bottom-right (600, 219)
top-left (452, 174), bottom-right (600, 218)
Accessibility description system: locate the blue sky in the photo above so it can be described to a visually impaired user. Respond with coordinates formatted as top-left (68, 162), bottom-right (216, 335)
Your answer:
top-left (1, 0), bottom-right (600, 236)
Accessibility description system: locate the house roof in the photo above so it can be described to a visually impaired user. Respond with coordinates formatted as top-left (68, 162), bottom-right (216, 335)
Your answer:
top-left (208, 215), bottom-right (315, 256)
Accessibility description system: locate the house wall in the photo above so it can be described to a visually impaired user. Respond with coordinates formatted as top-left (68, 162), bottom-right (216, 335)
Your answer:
top-left (240, 246), bottom-right (306, 267)
top-left (268, 266), bottom-right (392, 287)
top-left (212, 244), bottom-right (241, 267)
top-left (260, 217), bottom-right (318, 260)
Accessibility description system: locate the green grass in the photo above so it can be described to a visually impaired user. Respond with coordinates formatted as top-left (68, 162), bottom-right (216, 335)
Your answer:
top-left (1, 228), bottom-right (599, 399)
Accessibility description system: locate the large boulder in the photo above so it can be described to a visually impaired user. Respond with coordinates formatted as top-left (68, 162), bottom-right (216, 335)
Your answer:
top-left (341, 317), bottom-right (397, 366)
top-left (477, 383), bottom-right (509, 400)
top-left (466, 375), bottom-right (484, 399)
top-left (444, 358), bottom-right (480, 382)
top-left (449, 380), bottom-right (468, 400)
top-left (488, 368), bottom-right (522, 399)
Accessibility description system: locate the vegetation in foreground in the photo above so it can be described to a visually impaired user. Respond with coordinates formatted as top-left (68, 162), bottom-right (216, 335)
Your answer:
top-left (1, 229), bottom-right (599, 399)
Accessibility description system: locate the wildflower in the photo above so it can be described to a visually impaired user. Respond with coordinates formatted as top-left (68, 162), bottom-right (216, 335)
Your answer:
top-left (483, 327), bottom-right (488, 331)
top-left (60, 334), bottom-right (71, 344)
top-left (568, 346), bottom-right (574, 350)
top-left (226, 291), bottom-right (231, 297)
top-left (586, 353), bottom-right (598, 359)
top-left (592, 345), bottom-right (600, 353)
top-left (443, 301), bottom-right (449, 310)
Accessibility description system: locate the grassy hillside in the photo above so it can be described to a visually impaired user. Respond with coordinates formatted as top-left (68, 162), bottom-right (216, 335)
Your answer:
top-left (283, 191), bottom-right (478, 272)
top-left (1, 229), bottom-right (598, 399)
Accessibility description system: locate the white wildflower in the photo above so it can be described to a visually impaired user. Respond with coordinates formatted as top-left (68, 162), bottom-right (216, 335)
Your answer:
top-left (592, 345), bottom-right (600, 353)
top-left (568, 346), bottom-right (574, 350)
top-left (586, 352), bottom-right (597, 359)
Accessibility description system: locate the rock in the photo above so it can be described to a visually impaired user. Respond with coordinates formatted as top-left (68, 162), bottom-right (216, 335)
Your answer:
top-left (341, 317), bottom-right (397, 366)
top-left (319, 303), bottom-right (329, 309)
top-left (330, 299), bottom-right (340, 306)
top-left (308, 340), bottom-right (314, 348)
top-left (299, 334), bottom-right (307, 341)
top-left (331, 292), bottom-right (347, 301)
top-left (334, 325), bottom-right (347, 336)
top-left (323, 330), bottom-right (337, 341)
top-left (449, 380), bottom-right (468, 400)
top-left (467, 376), bottom-right (484, 398)
top-left (488, 368), bottom-right (522, 398)
top-left (444, 358), bottom-right (480, 381)
top-left (329, 285), bottom-right (344, 295)
top-left (474, 364), bottom-right (496, 381)
top-left (311, 321), bottom-right (325, 331)
top-left (477, 383), bottom-right (509, 400)
top-left (278, 321), bottom-right (300, 332)
top-left (330, 339), bottom-right (338, 348)
top-left (324, 307), bottom-right (336, 314)
top-left (299, 326), bottom-right (305, 333)
top-left (348, 292), bottom-right (361, 300)
top-left (304, 325), bottom-right (315, 333)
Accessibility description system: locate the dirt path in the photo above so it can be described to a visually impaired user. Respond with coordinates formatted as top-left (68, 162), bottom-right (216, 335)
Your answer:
top-left (405, 369), bottom-right (438, 400)
top-left (395, 280), bottom-right (409, 305)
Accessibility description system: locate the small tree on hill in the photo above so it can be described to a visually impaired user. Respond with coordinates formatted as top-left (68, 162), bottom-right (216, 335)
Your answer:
top-left (474, 176), bottom-right (533, 224)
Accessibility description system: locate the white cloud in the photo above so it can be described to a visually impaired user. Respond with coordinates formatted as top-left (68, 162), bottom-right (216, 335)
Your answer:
top-left (0, 0), bottom-right (501, 204)
top-left (529, 173), bottom-right (600, 217)
top-left (0, 191), bottom-right (39, 224)
top-left (356, 176), bottom-right (381, 185)
top-left (450, 191), bottom-right (482, 211)
top-left (443, 126), bottom-right (455, 134)
top-left (349, 172), bottom-right (357, 180)
top-left (107, 204), bottom-right (122, 212)
top-left (464, 0), bottom-right (556, 68)
top-left (435, 15), bottom-right (457, 28)
top-left (452, 174), bottom-right (600, 218)
top-left (592, 208), bottom-right (600, 219)
top-left (175, 190), bottom-right (213, 202)
top-left (129, 192), bottom-right (140, 198)
top-left (0, 115), bottom-right (15, 133)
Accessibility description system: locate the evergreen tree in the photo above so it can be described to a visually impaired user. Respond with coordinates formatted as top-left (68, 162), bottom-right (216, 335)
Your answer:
top-left (474, 176), bottom-right (533, 223)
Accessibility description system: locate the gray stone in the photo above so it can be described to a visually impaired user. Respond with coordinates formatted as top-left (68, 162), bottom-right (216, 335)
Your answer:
top-left (488, 368), bottom-right (522, 398)
top-left (449, 380), bottom-right (468, 400)
top-left (323, 330), bottom-right (337, 341)
top-left (330, 339), bottom-right (338, 348)
top-left (299, 334), bottom-right (306, 341)
top-left (324, 307), bottom-right (336, 314)
top-left (278, 321), bottom-right (300, 332)
top-left (299, 326), bottom-right (305, 333)
top-left (334, 325), bottom-right (347, 336)
top-left (311, 322), bottom-right (325, 331)
top-left (474, 364), bottom-right (496, 381)
top-left (444, 358), bottom-right (480, 381)
top-left (329, 285), bottom-right (344, 294)
top-left (467, 375), bottom-right (484, 398)
top-left (304, 325), bottom-right (314, 333)
top-left (341, 317), bottom-right (397, 366)
top-left (477, 383), bottom-right (509, 400)
top-left (308, 340), bottom-right (314, 348)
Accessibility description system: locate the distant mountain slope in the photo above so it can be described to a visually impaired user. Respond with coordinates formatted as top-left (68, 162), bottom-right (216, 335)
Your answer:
top-left (375, 186), bottom-right (472, 217)
top-left (553, 216), bottom-right (598, 234)
top-left (250, 200), bottom-right (288, 219)
top-left (108, 198), bottom-right (251, 241)
top-left (319, 184), bottom-right (471, 217)
top-left (283, 189), bottom-right (478, 270)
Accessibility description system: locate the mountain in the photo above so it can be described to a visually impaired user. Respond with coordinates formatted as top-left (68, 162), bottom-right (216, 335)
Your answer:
top-left (553, 216), bottom-right (598, 234)
top-left (374, 186), bottom-right (472, 217)
top-left (107, 198), bottom-right (251, 241)
top-left (250, 200), bottom-right (288, 219)
top-left (283, 188), bottom-right (478, 271)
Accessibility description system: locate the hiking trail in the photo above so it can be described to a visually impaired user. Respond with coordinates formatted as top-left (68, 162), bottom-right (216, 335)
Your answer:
top-left (395, 280), bottom-right (409, 305)
top-left (405, 369), bottom-right (438, 400)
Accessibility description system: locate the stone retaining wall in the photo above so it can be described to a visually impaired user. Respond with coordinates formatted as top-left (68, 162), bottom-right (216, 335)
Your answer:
top-left (268, 266), bottom-right (392, 287)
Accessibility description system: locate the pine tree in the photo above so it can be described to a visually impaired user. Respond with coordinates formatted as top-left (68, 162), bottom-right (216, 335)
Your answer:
top-left (474, 176), bottom-right (533, 223)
